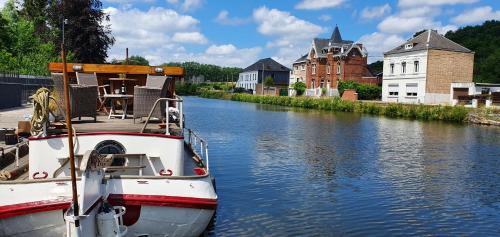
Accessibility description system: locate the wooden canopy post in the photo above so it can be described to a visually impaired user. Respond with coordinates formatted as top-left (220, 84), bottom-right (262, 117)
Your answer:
top-left (61, 44), bottom-right (80, 227)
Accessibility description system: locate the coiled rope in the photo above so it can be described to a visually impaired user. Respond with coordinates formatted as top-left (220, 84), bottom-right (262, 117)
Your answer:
top-left (30, 88), bottom-right (52, 137)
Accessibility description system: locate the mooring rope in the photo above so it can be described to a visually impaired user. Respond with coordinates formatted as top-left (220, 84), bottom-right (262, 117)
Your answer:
top-left (30, 88), bottom-right (51, 137)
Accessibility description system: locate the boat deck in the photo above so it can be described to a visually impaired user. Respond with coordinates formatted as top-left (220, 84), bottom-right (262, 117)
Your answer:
top-left (49, 115), bottom-right (182, 136)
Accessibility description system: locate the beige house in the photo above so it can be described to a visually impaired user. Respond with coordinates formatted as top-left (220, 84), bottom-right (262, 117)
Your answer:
top-left (382, 29), bottom-right (474, 104)
top-left (289, 54), bottom-right (308, 95)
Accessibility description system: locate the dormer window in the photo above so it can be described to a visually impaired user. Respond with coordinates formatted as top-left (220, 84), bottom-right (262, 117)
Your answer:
top-left (405, 43), bottom-right (413, 50)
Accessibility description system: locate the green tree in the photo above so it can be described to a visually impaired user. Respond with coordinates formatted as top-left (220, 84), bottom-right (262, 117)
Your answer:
top-left (445, 20), bottom-right (500, 83)
top-left (128, 55), bottom-right (149, 66)
top-left (293, 81), bottom-right (306, 96)
top-left (264, 76), bottom-right (274, 94)
top-left (47, 0), bottom-right (114, 63)
top-left (367, 61), bottom-right (383, 75)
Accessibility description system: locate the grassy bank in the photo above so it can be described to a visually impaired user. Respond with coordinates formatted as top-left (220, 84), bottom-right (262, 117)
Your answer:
top-left (200, 90), bottom-right (471, 123)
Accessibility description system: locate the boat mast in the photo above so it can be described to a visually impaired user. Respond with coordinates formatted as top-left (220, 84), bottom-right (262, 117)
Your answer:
top-left (60, 3), bottom-right (80, 227)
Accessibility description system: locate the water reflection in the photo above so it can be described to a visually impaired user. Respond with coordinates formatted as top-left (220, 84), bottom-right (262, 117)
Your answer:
top-left (184, 97), bottom-right (500, 236)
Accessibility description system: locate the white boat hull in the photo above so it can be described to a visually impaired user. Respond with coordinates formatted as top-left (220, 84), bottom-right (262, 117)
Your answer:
top-left (0, 176), bottom-right (217, 237)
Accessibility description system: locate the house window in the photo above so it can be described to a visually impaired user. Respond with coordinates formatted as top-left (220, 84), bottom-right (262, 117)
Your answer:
top-left (406, 83), bottom-right (418, 97)
top-left (327, 64), bottom-right (331, 74)
top-left (337, 62), bottom-right (341, 74)
top-left (405, 43), bottom-right (413, 50)
top-left (295, 66), bottom-right (298, 71)
top-left (388, 84), bottom-right (399, 96)
top-left (414, 61), bottom-right (419, 73)
top-left (312, 64), bottom-right (316, 75)
top-left (301, 64), bottom-right (305, 70)
top-left (390, 63), bottom-right (394, 74)
top-left (402, 62), bottom-right (406, 74)
top-left (320, 80), bottom-right (324, 88)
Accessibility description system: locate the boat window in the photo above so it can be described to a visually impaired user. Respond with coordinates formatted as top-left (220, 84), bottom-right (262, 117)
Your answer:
top-left (94, 140), bottom-right (126, 167)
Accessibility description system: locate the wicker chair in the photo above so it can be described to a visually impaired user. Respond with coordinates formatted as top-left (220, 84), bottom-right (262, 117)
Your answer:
top-left (133, 75), bottom-right (170, 123)
top-left (76, 72), bottom-right (109, 112)
top-left (51, 73), bottom-right (98, 121)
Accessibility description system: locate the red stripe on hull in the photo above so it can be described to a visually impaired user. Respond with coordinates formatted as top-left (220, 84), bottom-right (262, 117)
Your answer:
top-left (0, 194), bottom-right (217, 219)
top-left (108, 194), bottom-right (218, 210)
top-left (0, 199), bottom-right (71, 219)
top-left (28, 132), bottom-right (184, 141)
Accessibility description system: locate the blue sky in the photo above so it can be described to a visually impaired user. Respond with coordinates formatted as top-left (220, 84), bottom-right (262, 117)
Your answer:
top-left (3, 0), bottom-right (498, 67)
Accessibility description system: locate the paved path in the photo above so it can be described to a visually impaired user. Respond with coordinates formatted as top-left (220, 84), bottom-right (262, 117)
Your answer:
top-left (0, 105), bottom-right (32, 128)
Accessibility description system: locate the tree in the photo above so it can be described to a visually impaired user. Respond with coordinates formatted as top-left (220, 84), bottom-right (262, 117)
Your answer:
top-left (128, 55), bottom-right (149, 66)
top-left (47, 0), bottom-right (114, 63)
top-left (264, 76), bottom-right (274, 94)
top-left (413, 30), bottom-right (426, 38)
top-left (445, 20), bottom-right (500, 83)
top-left (293, 81), bottom-right (306, 96)
top-left (367, 61), bottom-right (383, 75)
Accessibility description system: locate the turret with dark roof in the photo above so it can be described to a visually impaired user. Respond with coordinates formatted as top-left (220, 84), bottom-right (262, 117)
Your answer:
top-left (330, 25), bottom-right (343, 43)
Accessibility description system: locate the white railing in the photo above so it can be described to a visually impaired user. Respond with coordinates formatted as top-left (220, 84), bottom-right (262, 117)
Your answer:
top-left (140, 96), bottom-right (183, 135)
top-left (186, 129), bottom-right (210, 172)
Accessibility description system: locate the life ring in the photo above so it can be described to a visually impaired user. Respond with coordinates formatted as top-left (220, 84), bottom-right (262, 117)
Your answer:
top-left (159, 169), bottom-right (173, 176)
top-left (32, 171), bottom-right (48, 179)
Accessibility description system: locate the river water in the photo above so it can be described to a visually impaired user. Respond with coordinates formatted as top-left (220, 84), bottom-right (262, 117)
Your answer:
top-left (183, 96), bottom-right (500, 236)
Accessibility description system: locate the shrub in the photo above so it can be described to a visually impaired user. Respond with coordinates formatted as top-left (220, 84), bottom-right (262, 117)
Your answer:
top-left (338, 81), bottom-right (381, 100)
top-left (293, 82), bottom-right (306, 96)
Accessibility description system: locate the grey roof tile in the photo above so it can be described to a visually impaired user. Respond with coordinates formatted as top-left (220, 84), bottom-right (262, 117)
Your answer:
top-left (385, 30), bottom-right (472, 55)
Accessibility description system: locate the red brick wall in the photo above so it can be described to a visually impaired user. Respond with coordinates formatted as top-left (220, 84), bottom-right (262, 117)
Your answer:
top-left (306, 48), bottom-right (374, 90)
top-left (342, 89), bottom-right (358, 101)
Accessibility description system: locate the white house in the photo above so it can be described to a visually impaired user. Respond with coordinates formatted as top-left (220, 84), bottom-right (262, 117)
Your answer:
top-left (382, 30), bottom-right (474, 104)
top-left (236, 70), bottom-right (259, 91)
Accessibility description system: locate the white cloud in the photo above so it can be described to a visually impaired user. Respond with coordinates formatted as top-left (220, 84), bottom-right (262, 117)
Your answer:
top-left (172, 32), bottom-right (207, 44)
top-left (378, 15), bottom-right (437, 34)
top-left (318, 14), bottom-right (332, 21)
top-left (361, 4), bottom-right (391, 20)
top-left (295, 0), bottom-right (345, 10)
top-left (398, 0), bottom-right (477, 7)
top-left (253, 6), bottom-right (325, 66)
top-left (452, 6), bottom-right (500, 25)
top-left (214, 10), bottom-right (248, 26)
top-left (0, 0), bottom-right (6, 9)
top-left (358, 32), bottom-right (406, 62)
top-left (181, 0), bottom-right (203, 12)
top-left (186, 46), bottom-right (262, 68)
top-left (253, 7), bottom-right (325, 41)
top-left (205, 44), bottom-right (237, 55)
top-left (164, 0), bottom-right (203, 12)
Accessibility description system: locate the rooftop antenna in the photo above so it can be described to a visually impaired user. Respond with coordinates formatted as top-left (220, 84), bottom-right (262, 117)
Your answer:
top-left (60, 1), bottom-right (80, 227)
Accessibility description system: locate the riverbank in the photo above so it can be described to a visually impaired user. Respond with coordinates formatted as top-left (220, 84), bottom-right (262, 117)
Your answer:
top-left (199, 90), bottom-right (500, 124)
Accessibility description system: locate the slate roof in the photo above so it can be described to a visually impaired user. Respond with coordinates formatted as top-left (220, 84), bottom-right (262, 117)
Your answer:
top-left (385, 29), bottom-right (473, 55)
top-left (294, 54), bottom-right (308, 63)
top-left (242, 58), bottom-right (290, 73)
top-left (311, 26), bottom-right (357, 58)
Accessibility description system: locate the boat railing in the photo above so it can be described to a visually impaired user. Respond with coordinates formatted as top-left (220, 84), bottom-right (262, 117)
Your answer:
top-left (186, 129), bottom-right (210, 172)
top-left (140, 96), bottom-right (183, 135)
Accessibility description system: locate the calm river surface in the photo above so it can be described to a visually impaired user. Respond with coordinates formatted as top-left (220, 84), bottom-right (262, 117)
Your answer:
top-left (183, 96), bottom-right (500, 236)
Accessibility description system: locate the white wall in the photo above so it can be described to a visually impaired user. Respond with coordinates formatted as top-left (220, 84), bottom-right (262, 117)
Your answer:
top-left (382, 50), bottom-right (428, 103)
top-left (236, 70), bottom-right (258, 91)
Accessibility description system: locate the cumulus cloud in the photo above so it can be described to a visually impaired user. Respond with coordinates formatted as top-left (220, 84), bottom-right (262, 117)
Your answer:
top-left (214, 10), bottom-right (249, 26)
top-left (398, 0), bottom-right (477, 7)
top-left (295, 0), bottom-right (345, 10)
top-left (358, 32), bottom-right (406, 62)
top-left (165, 0), bottom-right (203, 12)
top-left (452, 6), bottom-right (500, 25)
top-left (253, 6), bottom-right (325, 66)
top-left (205, 44), bottom-right (237, 55)
top-left (361, 4), bottom-right (391, 20)
top-left (172, 32), bottom-right (207, 44)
